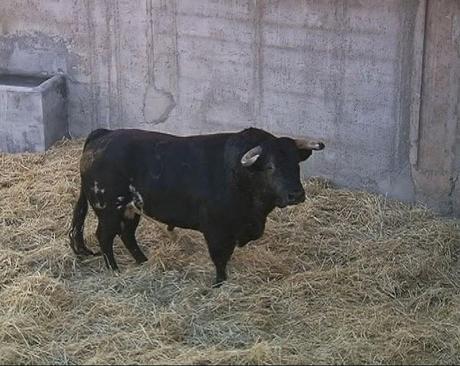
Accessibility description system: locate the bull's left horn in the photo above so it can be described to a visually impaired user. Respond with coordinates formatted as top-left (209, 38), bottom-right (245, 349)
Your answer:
top-left (295, 139), bottom-right (325, 151)
top-left (241, 145), bottom-right (262, 167)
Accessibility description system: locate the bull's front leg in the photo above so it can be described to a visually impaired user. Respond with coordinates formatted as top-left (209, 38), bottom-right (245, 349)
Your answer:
top-left (204, 232), bottom-right (236, 287)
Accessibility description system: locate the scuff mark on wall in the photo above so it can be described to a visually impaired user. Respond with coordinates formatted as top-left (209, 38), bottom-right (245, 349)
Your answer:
top-left (143, 84), bottom-right (175, 124)
top-left (252, 0), bottom-right (263, 127)
top-left (330, 2), bottom-right (347, 184)
top-left (143, 0), bottom-right (176, 125)
top-left (171, 0), bottom-right (179, 103)
top-left (104, 0), bottom-right (113, 129)
top-left (113, 0), bottom-right (124, 127)
top-left (448, 173), bottom-right (459, 215)
top-left (84, 0), bottom-right (97, 131)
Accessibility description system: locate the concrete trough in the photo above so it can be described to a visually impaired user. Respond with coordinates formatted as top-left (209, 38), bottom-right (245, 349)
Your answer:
top-left (0, 74), bottom-right (67, 153)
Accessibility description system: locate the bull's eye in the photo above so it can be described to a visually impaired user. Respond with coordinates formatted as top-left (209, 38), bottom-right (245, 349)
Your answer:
top-left (265, 162), bottom-right (275, 171)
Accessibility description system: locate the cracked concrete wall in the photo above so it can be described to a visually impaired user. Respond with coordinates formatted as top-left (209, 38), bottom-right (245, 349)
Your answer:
top-left (410, 0), bottom-right (460, 216)
top-left (0, 0), bottom-right (458, 216)
top-left (0, 0), bottom-right (179, 136)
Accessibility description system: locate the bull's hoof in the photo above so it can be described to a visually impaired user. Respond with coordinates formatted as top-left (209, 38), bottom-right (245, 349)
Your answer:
top-left (212, 279), bottom-right (226, 288)
top-left (106, 265), bottom-right (121, 273)
top-left (76, 246), bottom-right (99, 257)
top-left (135, 255), bottom-right (148, 265)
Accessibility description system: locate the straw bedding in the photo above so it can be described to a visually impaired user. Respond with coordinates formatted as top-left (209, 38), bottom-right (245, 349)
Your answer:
top-left (0, 139), bottom-right (459, 364)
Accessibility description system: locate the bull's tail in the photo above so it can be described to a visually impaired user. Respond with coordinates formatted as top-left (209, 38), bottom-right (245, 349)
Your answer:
top-left (69, 186), bottom-right (99, 256)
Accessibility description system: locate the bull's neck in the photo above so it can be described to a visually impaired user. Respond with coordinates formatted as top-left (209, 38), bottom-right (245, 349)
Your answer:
top-left (228, 169), bottom-right (275, 219)
top-left (252, 190), bottom-right (276, 217)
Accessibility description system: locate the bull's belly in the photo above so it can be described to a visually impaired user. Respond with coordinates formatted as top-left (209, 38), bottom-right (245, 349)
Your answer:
top-left (143, 199), bottom-right (201, 231)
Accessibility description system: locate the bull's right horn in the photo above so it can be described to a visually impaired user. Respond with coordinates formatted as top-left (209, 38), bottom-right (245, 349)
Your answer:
top-left (241, 145), bottom-right (262, 167)
top-left (295, 139), bottom-right (325, 151)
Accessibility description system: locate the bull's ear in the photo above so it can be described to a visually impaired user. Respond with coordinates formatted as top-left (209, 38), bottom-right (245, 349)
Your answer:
top-left (241, 145), bottom-right (262, 167)
top-left (295, 139), bottom-right (325, 161)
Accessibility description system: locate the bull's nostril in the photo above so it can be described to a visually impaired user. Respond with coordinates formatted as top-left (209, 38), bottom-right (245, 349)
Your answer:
top-left (288, 190), bottom-right (305, 202)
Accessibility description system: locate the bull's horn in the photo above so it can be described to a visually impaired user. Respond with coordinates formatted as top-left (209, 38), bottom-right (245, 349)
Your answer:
top-left (241, 145), bottom-right (262, 167)
top-left (295, 139), bottom-right (325, 151)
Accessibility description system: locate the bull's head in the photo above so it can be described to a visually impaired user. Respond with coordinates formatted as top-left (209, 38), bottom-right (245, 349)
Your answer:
top-left (241, 137), bottom-right (325, 208)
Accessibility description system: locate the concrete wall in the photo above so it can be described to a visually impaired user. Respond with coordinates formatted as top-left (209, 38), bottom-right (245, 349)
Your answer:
top-left (410, 0), bottom-right (460, 217)
top-left (0, 0), bottom-right (458, 216)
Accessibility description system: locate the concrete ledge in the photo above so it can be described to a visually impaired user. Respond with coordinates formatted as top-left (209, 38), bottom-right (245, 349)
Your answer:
top-left (0, 73), bottom-right (68, 153)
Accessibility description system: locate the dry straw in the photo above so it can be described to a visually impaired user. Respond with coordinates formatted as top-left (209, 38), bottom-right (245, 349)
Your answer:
top-left (0, 139), bottom-right (459, 364)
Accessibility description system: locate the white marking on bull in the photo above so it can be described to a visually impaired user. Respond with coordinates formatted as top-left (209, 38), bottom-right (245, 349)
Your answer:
top-left (91, 181), bottom-right (105, 194)
top-left (120, 189), bottom-right (177, 240)
top-left (92, 181), bottom-right (99, 193)
top-left (123, 185), bottom-right (144, 219)
top-left (129, 185), bottom-right (144, 206)
top-left (91, 181), bottom-right (106, 209)
top-left (92, 181), bottom-right (105, 193)
top-left (94, 202), bottom-right (106, 210)
top-left (124, 201), bottom-right (139, 219)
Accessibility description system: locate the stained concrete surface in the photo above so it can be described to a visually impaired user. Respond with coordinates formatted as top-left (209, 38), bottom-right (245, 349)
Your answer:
top-left (0, 74), bottom-right (67, 152)
top-left (0, 0), bottom-right (458, 216)
top-left (0, 74), bottom-right (49, 87)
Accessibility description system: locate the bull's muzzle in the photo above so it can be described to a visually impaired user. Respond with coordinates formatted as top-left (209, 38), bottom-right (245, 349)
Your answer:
top-left (287, 189), bottom-right (305, 204)
top-left (277, 189), bottom-right (306, 208)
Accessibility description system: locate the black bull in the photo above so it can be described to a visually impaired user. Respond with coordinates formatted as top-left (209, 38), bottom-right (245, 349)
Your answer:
top-left (69, 127), bottom-right (325, 286)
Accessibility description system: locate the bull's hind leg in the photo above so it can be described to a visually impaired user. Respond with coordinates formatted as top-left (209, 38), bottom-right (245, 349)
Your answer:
top-left (120, 215), bottom-right (148, 264)
top-left (96, 217), bottom-right (120, 271)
